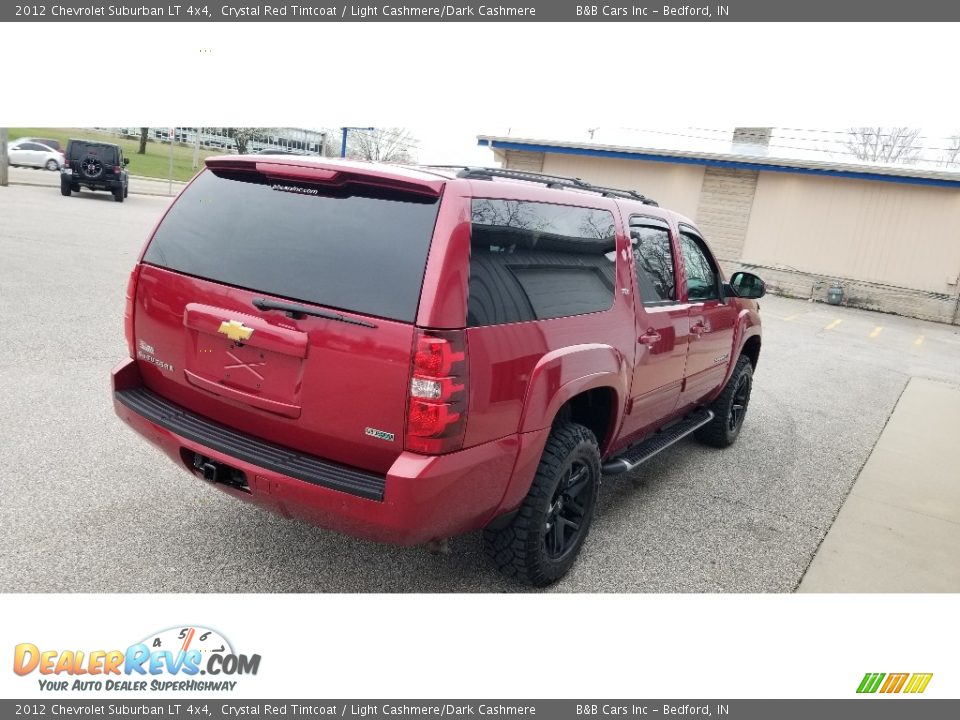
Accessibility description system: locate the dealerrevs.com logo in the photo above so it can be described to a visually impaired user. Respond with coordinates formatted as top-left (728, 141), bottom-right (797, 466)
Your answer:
top-left (13, 626), bottom-right (261, 692)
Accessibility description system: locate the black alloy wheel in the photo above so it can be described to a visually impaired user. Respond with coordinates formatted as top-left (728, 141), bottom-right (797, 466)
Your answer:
top-left (543, 460), bottom-right (594, 560)
top-left (728, 373), bottom-right (751, 433)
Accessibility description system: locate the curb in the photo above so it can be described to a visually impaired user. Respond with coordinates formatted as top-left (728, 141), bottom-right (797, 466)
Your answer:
top-left (7, 179), bottom-right (182, 198)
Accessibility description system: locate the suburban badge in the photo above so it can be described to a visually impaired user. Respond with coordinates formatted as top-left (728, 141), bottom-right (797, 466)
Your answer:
top-left (365, 427), bottom-right (396, 443)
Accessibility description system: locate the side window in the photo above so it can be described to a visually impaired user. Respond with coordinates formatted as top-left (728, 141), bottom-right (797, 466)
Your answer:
top-left (468, 199), bottom-right (617, 327)
top-left (679, 230), bottom-right (719, 302)
top-left (629, 218), bottom-right (676, 305)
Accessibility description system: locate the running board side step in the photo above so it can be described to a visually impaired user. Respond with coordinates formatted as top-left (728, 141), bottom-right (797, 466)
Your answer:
top-left (602, 408), bottom-right (714, 475)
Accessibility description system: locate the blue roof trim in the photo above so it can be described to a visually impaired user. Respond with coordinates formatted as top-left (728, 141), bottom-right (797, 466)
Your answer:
top-left (479, 139), bottom-right (960, 189)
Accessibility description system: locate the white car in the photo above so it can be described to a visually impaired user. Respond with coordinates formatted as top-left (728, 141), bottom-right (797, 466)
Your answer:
top-left (8, 140), bottom-right (65, 171)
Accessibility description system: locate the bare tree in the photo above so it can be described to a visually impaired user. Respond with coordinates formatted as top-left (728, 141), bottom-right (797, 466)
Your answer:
top-left (941, 134), bottom-right (960, 168)
top-left (229, 128), bottom-right (273, 155)
top-left (138, 127), bottom-right (149, 155)
top-left (844, 127), bottom-right (922, 164)
top-left (347, 127), bottom-right (417, 163)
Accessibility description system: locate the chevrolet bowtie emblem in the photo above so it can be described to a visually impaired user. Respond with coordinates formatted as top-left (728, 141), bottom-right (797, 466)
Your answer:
top-left (218, 320), bottom-right (254, 342)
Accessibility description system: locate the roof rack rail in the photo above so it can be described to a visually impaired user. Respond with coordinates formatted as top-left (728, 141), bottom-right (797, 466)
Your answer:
top-left (424, 165), bottom-right (659, 206)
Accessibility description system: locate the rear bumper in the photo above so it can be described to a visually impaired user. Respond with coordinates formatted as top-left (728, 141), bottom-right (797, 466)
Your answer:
top-left (62, 170), bottom-right (124, 189)
top-left (111, 358), bottom-right (519, 545)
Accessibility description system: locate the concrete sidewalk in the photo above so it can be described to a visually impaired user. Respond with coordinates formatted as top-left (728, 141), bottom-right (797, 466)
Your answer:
top-left (799, 377), bottom-right (960, 592)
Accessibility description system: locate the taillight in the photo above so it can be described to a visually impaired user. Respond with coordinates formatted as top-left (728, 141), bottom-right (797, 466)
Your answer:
top-left (113, 165), bottom-right (121, 174)
top-left (405, 329), bottom-right (468, 454)
top-left (124, 265), bottom-right (142, 358)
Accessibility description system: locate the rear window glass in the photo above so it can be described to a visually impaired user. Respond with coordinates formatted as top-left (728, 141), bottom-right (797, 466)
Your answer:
top-left (468, 199), bottom-right (617, 327)
top-left (69, 142), bottom-right (118, 163)
top-left (143, 169), bottom-right (441, 323)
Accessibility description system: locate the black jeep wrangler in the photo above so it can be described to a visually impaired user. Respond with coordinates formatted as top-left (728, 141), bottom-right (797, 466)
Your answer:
top-left (61, 139), bottom-right (130, 202)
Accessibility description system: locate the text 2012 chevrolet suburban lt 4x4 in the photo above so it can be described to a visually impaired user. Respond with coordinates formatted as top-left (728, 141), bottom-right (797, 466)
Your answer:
top-left (112, 159), bottom-right (764, 586)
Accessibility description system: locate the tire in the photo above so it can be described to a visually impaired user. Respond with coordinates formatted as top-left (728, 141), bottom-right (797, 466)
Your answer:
top-left (483, 422), bottom-right (600, 587)
top-left (695, 355), bottom-right (754, 448)
top-left (79, 157), bottom-right (103, 180)
top-left (124, 184), bottom-right (129, 198)
top-left (113, 186), bottom-right (124, 203)
top-left (60, 183), bottom-right (71, 197)
top-left (45, 159), bottom-right (59, 171)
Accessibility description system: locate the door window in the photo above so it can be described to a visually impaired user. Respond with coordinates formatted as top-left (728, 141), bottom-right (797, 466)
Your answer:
top-left (680, 230), bottom-right (719, 302)
top-left (630, 219), bottom-right (676, 305)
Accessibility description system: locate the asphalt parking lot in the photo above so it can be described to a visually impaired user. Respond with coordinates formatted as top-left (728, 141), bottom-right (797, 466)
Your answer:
top-left (2, 183), bottom-right (959, 593)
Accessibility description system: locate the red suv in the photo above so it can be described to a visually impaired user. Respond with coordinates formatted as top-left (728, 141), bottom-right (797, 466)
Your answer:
top-left (112, 159), bottom-right (764, 586)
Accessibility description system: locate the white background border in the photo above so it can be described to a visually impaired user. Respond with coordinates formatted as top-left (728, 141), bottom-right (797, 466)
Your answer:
top-left (3, 19), bottom-right (958, 701)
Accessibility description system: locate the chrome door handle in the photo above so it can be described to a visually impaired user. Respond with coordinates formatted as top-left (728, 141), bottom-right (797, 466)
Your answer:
top-left (639, 330), bottom-right (662, 345)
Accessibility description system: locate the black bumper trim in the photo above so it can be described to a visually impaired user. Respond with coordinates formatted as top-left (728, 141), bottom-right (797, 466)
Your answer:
top-left (115, 387), bottom-right (386, 501)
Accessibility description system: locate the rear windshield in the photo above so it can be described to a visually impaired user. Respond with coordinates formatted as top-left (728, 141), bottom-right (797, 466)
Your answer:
top-left (69, 142), bottom-right (118, 163)
top-left (143, 169), bottom-right (442, 323)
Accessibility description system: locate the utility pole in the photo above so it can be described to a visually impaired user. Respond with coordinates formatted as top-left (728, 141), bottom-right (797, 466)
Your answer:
top-left (168, 127), bottom-right (174, 196)
top-left (340, 127), bottom-right (374, 158)
top-left (192, 127), bottom-right (201, 171)
top-left (0, 128), bottom-right (8, 187)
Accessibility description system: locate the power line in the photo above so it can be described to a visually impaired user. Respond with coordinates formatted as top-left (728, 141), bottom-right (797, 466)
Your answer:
top-left (611, 127), bottom-right (960, 160)
top-left (678, 126), bottom-right (960, 152)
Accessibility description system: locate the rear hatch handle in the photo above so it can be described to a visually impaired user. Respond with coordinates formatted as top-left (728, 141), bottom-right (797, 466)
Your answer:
top-left (251, 297), bottom-right (378, 328)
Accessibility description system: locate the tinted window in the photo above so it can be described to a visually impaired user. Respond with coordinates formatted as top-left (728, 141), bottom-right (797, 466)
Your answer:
top-left (468, 199), bottom-right (617, 327)
top-left (144, 169), bottom-right (441, 323)
top-left (680, 230), bottom-right (719, 301)
top-left (69, 142), bottom-right (118, 164)
top-left (630, 219), bottom-right (676, 304)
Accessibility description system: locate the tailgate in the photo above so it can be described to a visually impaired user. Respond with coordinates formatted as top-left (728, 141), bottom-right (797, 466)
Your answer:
top-left (134, 266), bottom-right (415, 475)
top-left (130, 163), bottom-right (445, 475)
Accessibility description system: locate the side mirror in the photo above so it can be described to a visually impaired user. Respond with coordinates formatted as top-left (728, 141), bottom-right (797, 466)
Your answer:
top-left (729, 271), bottom-right (766, 299)
top-left (123, 158), bottom-right (130, 166)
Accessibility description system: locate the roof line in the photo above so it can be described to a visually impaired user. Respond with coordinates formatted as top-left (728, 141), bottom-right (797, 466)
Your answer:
top-left (476, 136), bottom-right (960, 189)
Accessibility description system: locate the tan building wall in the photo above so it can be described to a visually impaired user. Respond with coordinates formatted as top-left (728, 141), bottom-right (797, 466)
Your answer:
top-left (537, 153), bottom-right (706, 220)
top-left (502, 149), bottom-right (544, 173)
top-left (741, 173), bottom-right (960, 294)
top-left (736, 173), bottom-right (960, 323)
top-left (695, 167), bottom-right (759, 264)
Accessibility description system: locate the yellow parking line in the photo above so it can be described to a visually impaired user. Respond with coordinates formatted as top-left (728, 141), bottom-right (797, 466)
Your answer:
top-left (824, 319), bottom-right (843, 331)
top-left (869, 326), bottom-right (883, 339)
top-left (784, 313), bottom-right (800, 321)
top-left (914, 335), bottom-right (925, 346)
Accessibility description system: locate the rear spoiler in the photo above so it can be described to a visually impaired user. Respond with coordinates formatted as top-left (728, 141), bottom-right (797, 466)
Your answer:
top-left (204, 157), bottom-right (445, 197)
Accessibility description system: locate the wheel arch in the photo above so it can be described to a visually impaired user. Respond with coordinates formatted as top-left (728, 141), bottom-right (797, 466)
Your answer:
top-left (741, 333), bottom-right (761, 369)
top-left (517, 343), bottom-right (629, 446)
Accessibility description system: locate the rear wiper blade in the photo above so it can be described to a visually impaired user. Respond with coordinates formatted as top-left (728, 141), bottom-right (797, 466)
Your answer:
top-left (252, 298), bottom-right (377, 328)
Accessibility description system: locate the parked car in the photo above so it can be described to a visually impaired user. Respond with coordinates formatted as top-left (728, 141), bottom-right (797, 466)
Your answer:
top-left (61, 139), bottom-right (129, 202)
top-left (20, 137), bottom-right (64, 155)
top-left (8, 140), bottom-right (64, 171)
top-left (111, 159), bottom-right (764, 586)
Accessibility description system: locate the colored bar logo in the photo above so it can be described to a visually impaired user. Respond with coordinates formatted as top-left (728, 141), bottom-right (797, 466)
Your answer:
top-left (857, 672), bottom-right (933, 694)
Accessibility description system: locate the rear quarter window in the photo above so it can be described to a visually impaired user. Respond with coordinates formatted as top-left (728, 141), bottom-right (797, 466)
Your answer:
top-left (467, 199), bottom-right (618, 327)
top-left (142, 169), bottom-right (442, 323)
